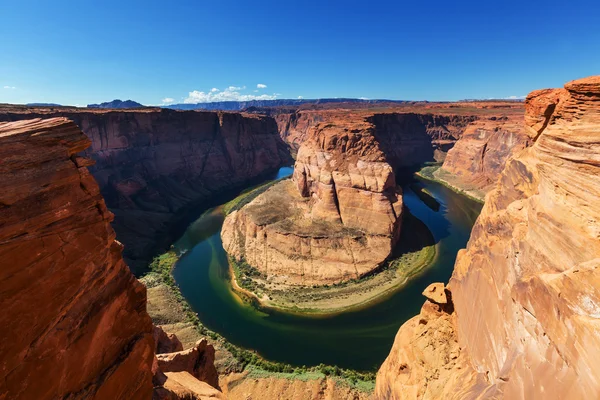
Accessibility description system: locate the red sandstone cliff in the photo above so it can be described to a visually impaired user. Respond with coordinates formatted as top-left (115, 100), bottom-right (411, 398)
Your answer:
top-left (0, 118), bottom-right (154, 399)
top-left (0, 108), bottom-right (292, 273)
top-left (376, 77), bottom-right (600, 399)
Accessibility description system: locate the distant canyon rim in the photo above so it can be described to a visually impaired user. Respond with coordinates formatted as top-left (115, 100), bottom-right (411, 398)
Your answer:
top-left (1, 76), bottom-right (599, 399)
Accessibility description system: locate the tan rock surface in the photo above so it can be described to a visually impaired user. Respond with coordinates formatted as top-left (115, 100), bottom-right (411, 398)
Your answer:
top-left (154, 371), bottom-right (225, 400)
top-left (422, 282), bottom-right (447, 304)
top-left (221, 371), bottom-right (371, 400)
top-left (0, 118), bottom-right (154, 399)
top-left (376, 76), bottom-right (600, 399)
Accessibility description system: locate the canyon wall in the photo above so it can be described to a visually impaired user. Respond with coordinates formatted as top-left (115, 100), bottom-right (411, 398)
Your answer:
top-left (222, 116), bottom-right (403, 285)
top-left (436, 116), bottom-right (530, 199)
top-left (376, 76), bottom-right (600, 399)
top-left (0, 108), bottom-right (291, 273)
top-left (0, 118), bottom-right (154, 399)
top-left (276, 110), bottom-right (476, 162)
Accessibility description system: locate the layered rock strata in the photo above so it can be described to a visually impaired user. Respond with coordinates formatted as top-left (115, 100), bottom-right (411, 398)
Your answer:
top-left (276, 109), bottom-right (476, 160)
top-left (0, 118), bottom-right (154, 399)
top-left (376, 76), bottom-right (600, 399)
top-left (222, 117), bottom-right (403, 285)
top-left (0, 109), bottom-right (291, 273)
top-left (436, 116), bottom-right (530, 199)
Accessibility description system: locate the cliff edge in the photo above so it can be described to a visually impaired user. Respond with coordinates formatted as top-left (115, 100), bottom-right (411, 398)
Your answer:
top-left (376, 76), bottom-right (600, 399)
top-left (0, 118), bottom-right (154, 399)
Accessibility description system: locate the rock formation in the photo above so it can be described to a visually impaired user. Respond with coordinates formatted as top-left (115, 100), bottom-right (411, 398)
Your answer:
top-left (0, 108), bottom-right (291, 273)
top-left (222, 115), bottom-right (403, 285)
top-left (436, 116), bottom-right (530, 199)
top-left (376, 76), bottom-right (600, 399)
top-left (156, 339), bottom-right (219, 389)
top-left (0, 118), bottom-right (154, 399)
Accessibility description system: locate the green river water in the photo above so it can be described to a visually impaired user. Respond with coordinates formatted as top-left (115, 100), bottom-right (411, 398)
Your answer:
top-left (172, 167), bottom-right (482, 371)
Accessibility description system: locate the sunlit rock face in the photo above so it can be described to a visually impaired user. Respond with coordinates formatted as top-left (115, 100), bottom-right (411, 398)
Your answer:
top-left (0, 118), bottom-right (154, 400)
top-left (437, 116), bottom-right (530, 197)
top-left (376, 76), bottom-right (600, 399)
top-left (222, 115), bottom-right (403, 286)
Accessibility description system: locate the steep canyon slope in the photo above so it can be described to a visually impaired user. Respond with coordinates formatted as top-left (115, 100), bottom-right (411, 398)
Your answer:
top-left (0, 118), bottom-right (154, 399)
top-left (376, 76), bottom-right (600, 399)
top-left (0, 108), bottom-right (291, 273)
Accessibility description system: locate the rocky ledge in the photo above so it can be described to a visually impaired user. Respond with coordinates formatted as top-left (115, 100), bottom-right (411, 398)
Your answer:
top-left (375, 76), bottom-right (600, 399)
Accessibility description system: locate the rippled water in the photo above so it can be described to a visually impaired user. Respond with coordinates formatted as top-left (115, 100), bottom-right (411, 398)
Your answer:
top-left (172, 167), bottom-right (481, 371)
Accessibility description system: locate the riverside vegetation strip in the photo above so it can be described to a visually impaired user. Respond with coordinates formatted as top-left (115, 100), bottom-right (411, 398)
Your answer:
top-left (416, 163), bottom-right (486, 203)
top-left (223, 178), bottom-right (436, 314)
top-left (227, 209), bottom-right (437, 314)
top-left (140, 250), bottom-right (377, 393)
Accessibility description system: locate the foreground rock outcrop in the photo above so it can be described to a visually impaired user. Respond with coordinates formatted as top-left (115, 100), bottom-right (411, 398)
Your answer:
top-left (376, 76), bottom-right (600, 399)
top-left (0, 108), bottom-right (291, 273)
top-left (222, 115), bottom-right (403, 285)
top-left (0, 118), bottom-right (154, 399)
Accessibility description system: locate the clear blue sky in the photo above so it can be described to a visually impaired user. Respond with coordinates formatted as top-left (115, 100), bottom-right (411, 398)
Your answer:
top-left (1, 0), bottom-right (599, 105)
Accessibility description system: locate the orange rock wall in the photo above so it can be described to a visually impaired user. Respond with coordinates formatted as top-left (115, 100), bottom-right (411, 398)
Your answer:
top-left (376, 76), bottom-right (600, 399)
top-left (0, 118), bottom-right (154, 400)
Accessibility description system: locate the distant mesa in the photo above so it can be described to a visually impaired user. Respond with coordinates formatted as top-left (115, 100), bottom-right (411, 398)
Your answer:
top-left (88, 99), bottom-right (145, 109)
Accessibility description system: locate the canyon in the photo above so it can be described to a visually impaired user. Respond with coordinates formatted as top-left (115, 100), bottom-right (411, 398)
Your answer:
top-left (0, 107), bottom-right (291, 274)
top-left (220, 101), bottom-right (528, 297)
top-left (375, 77), bottom-right (600, 399)
top-left (1, 76), bottom-right (598, 400)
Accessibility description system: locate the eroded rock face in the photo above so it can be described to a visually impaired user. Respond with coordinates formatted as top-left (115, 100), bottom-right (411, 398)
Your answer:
top-left (376, 76), bottom-right (600, 399)
top-left (276, 109), bottom-right (477, 162)
top-left (156, 339), bottom-right (219, 390)
top-left (222, 116), bottom-right (403, 285)
top-left (0, 109), bottom-right (291, 273)
top-left (154, 325), bottom-right (184, 354)
top-left (437, 116), bottom-right (530, 199)
top-left (0, 118), bottom-right (154, 399)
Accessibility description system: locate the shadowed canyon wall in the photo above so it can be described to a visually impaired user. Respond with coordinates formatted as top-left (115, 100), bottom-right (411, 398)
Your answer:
top-left (376, 76), bottom-right (600, 399)
top-left (0, 118), bottom-right (154, 399)
top-left (0, 109), bottom-right (291, 273)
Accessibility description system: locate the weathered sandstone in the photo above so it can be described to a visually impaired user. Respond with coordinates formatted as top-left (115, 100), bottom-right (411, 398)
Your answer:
top-left (0, 108), bottom-right (291, 273)
top-left (437, 116), bottom-right (530, 199)
top-left (156, 339), bottom-right (219, 389)
top-left (154, 325), bottom-right (184, 354)
top-left (222, 116), bottom-right (403, 285)
top-left (376, 76), bottom-right (600, 399)
top-left (0, 118), bottom-right (154, 399)
top-left (153, 371), bottom-right (225, 400)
